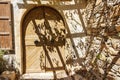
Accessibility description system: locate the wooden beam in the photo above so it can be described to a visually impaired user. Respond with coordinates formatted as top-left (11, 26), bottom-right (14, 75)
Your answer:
top-left (0, 16), bottom-right (9, 20)
top-left (0, 32), bottom-right (10, 35)
top-left (45, 67), bottom-right (64, 71)
top-left (66, 33), bottom-right (86, 38)
top-left (17, 3), bottom-right (86, 9)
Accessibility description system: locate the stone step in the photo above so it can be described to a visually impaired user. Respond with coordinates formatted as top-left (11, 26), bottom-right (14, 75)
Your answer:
top-left (20, 71), bottom-right (67, 80)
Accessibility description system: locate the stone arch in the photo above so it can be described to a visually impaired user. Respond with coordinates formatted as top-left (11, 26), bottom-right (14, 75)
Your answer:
top-left (21, 5), bottom-right (68, 78)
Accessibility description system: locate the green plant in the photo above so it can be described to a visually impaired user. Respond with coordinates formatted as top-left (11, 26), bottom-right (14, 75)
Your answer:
top-left (0, 50), bottom-right (6, 74)
top-left (0, 50), bottom-right (6, 58)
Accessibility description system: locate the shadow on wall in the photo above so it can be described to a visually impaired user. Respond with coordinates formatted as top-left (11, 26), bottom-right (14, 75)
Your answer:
top-left (23, 0), bottom-right (41, 4)
top-left (22, 6), bottom-right (69, 79)
top-left (15, 0), bottom-right (120, 80)
top-left (18, 0), bottom-right (90, 79)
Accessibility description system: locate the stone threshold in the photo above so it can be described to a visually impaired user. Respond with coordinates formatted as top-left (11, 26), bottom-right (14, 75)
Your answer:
top-left (20, 71), bottom-right (68, 80)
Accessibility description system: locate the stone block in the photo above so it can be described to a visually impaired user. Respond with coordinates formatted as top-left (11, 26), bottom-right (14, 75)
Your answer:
top-left (96, 0), bottom-right (102, 5)
top-left (116, 26), bottom-right (120, 32)
top-left (1, 71), bottom-right (16, 80)
top-left (115, 58), bottom-right (120, 65)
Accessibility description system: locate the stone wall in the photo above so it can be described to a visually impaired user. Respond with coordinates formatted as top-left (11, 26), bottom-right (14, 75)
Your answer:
top-left (2, 0), bottom-right (119, 79)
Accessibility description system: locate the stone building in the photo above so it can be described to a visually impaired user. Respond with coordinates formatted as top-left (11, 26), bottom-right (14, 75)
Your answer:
top-left (0, 0), bottom-right (88, 79)
top-left (0, 0), bottom-right (120, 80)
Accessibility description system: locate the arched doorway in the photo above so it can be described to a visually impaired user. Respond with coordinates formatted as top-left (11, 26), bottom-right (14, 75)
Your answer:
top-left (22, 6), bottom-right (67, 75)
